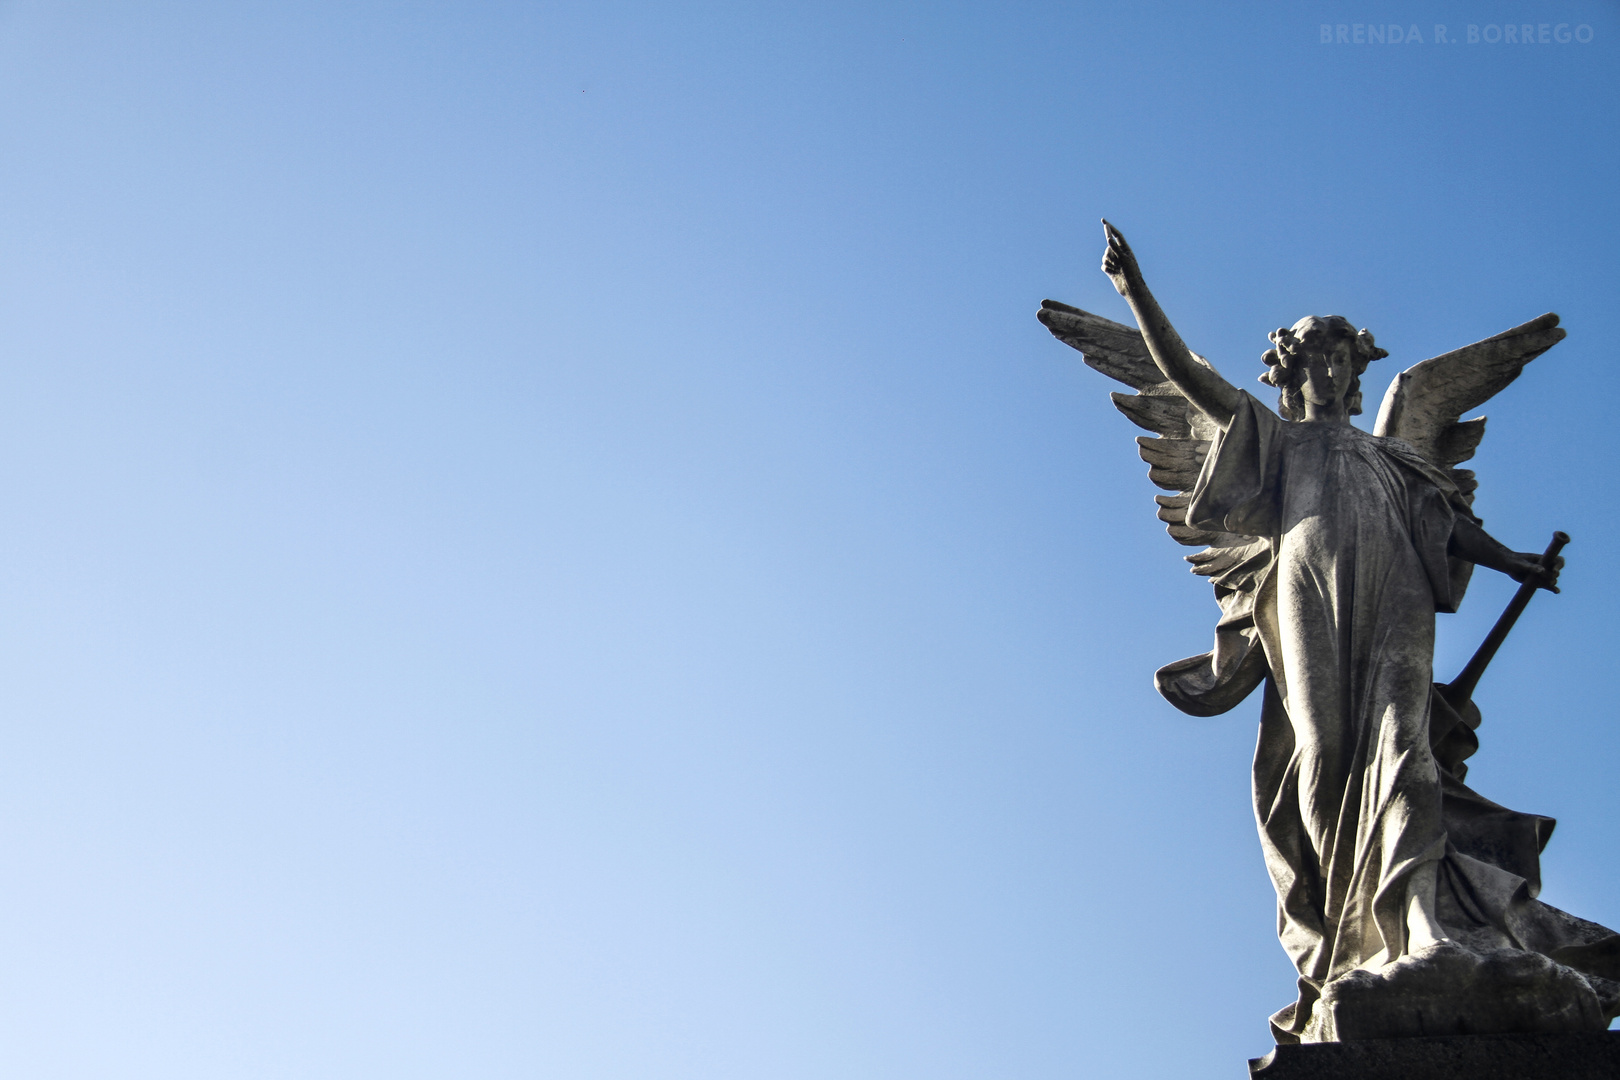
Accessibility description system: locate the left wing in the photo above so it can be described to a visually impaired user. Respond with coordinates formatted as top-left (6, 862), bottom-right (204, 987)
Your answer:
top-left (1373, 312), bottom-right (1566, 507)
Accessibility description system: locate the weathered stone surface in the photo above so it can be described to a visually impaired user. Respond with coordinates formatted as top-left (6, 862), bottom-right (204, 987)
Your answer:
top-left (1248, 1031), bottom-right (1620, 1079)
top-left (1308, 941), bottom-right (1618, 1041)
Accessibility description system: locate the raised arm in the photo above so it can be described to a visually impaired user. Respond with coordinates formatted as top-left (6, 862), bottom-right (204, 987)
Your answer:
top-left (1101, 221), bottom-right (1242, 428)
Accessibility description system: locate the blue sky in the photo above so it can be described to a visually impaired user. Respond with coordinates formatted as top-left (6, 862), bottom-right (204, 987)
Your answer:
top-left (0, 2), bottom-right (1614, 1077)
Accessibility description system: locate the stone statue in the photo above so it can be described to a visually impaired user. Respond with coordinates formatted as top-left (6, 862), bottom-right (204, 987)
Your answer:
top-left (1038, 222), bottom-right (1620, 1045)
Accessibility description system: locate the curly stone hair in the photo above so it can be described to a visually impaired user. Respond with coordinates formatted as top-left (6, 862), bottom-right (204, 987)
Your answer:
top-left (1259, 315), bottom-right (1389, 421)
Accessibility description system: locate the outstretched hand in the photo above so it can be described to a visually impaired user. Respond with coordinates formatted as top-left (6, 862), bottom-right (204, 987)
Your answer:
top-left (1101, 219), bottom-right (1141, 298)
top-left (1509, 551), bottom-right (1563, 593)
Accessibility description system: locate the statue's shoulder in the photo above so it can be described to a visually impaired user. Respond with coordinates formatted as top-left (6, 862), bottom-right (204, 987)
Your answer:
top-left (1368, 428), bottom-right (1429, 462)
top-left (1367, 429), bottom-right (1470, 502)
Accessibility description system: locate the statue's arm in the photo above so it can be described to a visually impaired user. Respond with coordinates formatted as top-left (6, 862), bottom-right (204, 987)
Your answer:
top-left (1101, 221), bottom-right (1242, 428)
top-left (1449, 517), bottom-right (1563, 591)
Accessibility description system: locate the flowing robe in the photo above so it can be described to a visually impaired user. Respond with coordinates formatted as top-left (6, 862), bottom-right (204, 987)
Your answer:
top-left (1183, 393), bottom-right (1619, 1042)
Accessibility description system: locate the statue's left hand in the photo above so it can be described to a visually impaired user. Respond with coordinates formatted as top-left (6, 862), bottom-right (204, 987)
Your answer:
top-left (1508, 551), bottom-right (1563, 593)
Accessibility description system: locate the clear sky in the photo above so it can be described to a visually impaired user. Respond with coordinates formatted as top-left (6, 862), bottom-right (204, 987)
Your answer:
top-left (0, 2), bottom-right (1615, 1077)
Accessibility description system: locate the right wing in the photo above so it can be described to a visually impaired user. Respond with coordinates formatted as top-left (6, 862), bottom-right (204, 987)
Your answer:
top-left (1036, 299), bottom-right (1265, 578)
top-left (1038, 299), bottom-right (1271, 714)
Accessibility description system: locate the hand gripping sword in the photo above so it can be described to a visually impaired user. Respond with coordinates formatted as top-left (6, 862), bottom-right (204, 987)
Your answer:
top-left (1440, 531), bottom-right (1570, 709)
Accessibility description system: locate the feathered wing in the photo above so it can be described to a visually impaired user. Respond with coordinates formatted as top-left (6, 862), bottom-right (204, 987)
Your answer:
top-left (1038, 299), bottom-right (1270, 715)
top-left (1373, 312), bottom-right (1565, 508)
top-left (1373, 312), bottom-right (1566, 604)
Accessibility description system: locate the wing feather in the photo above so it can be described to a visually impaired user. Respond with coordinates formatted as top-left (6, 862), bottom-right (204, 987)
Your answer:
top-left (1435, 417), bottom-right (1486, 467)
top-left (1037, 299), bottom-right (1165, 390)
top-left (1153, 493), bottom-right (1189, 522)
top-left (1137, 435), bottom-right (1210, 492)
top-left (1110, 391), bottom-right (1191, 437)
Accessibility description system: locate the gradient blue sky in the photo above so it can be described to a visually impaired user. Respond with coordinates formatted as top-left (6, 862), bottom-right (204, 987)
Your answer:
top-left (0, 2), bottom-right (1615, 1078)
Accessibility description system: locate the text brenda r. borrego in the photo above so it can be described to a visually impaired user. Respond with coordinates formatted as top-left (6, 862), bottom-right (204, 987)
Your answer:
top-left (1320, 23), bottom-right (1594, 45)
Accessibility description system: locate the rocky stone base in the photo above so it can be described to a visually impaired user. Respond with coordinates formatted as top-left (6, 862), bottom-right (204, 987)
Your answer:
top-left (1248, 1031), bottom-right (1620, 1079)
top-left (1304, 941), bottom-right (1619, 1041)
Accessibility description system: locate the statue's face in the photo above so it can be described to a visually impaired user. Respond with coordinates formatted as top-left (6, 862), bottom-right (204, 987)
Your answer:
top-left (1298, 336), bottom-right (1356, 411)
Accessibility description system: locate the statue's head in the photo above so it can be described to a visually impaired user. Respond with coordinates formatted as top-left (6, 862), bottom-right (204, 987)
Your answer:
top-left (1259, 315), bottom-right (1388, 421)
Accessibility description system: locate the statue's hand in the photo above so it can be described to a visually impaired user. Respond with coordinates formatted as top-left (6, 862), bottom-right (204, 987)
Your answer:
top-left (1100, 219), bottom-right (1141, 298)
top-left (1508, 551), bottom-right (1563, 593)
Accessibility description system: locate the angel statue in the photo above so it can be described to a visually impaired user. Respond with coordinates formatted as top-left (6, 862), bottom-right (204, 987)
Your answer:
top-left (1038, 221), bottom-right (1620, 1045)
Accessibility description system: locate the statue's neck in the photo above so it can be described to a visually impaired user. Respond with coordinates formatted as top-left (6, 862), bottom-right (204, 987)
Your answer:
top-left (1302, 402), bottom-right (1353, 424)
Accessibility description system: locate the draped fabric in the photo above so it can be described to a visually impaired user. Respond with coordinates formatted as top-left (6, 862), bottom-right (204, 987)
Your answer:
top-left (1185, 393), bottom-right (1619, 1043)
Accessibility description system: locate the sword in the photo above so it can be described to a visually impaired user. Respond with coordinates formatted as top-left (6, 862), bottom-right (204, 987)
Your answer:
top-left (1440, 531), bottom-right (1569, 708)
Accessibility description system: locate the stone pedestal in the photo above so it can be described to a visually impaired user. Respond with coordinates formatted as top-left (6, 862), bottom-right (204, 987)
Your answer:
top-left (1248, 1031), bottom-right (1620, 1079)
top-left (1300, 940), bottom-right (1619, 1041)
